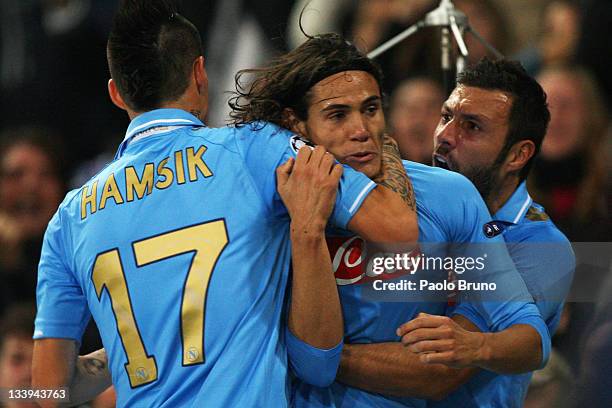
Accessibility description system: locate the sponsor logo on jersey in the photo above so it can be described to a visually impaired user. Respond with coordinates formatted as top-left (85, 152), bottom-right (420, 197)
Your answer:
top-left (327, 236), bottom-right (421, 286)
top-left (483, 221), bottom-right (507, 238)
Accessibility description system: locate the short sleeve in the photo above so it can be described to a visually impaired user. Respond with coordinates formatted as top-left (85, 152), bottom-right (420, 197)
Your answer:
top-left (34, 209), bottom-right (90, 341)
top-left (234, 122), bottom-right (376, 230)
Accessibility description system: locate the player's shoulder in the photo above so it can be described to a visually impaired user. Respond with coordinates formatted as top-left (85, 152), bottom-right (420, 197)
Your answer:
top-left (181, 124), bottom-right (240, 153)
top-left (516, 203), bottom-right (572, 245)
top-left (402, 160), bottom-right (480, 201)
top-left (230, 121), bottom-right (300, 163)
top-left (231, 121), bottom-right (293, 141)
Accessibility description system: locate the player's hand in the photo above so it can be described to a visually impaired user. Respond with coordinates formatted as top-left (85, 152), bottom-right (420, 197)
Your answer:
top-left (396, 313), bottom-right (486, 368)
top-left (276, 146), bottom-right (343, 233)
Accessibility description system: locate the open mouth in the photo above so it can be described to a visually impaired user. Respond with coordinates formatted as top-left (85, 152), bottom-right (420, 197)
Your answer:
top-left (433, 154), bottom-right (450, 170)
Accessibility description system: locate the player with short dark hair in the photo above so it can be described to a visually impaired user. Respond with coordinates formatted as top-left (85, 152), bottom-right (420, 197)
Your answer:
top-left (435, 58), bottom-right (550, 193)
top-left (427, 57), bottom-right (574, 407)
top-left (106, 2), bottom-right (204, 113)
top-left (31, 2), bottom-right (419, 407)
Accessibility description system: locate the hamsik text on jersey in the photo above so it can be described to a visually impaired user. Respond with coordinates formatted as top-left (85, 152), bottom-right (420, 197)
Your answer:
top-left (34, 109), bottom-right (376, 408)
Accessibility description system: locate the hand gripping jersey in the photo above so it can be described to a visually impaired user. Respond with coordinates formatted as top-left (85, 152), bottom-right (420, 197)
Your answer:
top-left (34, 109), bottom-right (376, 408)
top-left (292, 161), bottom-right (550, 408)
top-left (432, 181), bottom-right (575, 408)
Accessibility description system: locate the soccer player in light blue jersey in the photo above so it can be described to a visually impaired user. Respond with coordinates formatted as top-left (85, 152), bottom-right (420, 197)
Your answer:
top-left (50, 32), bottom-right (568, 407)
top-left (418, 58), bottom-right (575, 407)
top-left (227, 35), bottom-right (555, 407)
top-left (30, 3), bottom-right (419, 407)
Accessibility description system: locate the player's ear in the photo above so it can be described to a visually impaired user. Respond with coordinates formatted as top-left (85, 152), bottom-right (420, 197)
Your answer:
top-left (282, 108), bottom-right (307, 137)
top-left (193, 56), bottom-right (207, 95)
top-left (505, 140), bottom-right (535, 174)
top-left (108, 79), bottom-right (129, 111)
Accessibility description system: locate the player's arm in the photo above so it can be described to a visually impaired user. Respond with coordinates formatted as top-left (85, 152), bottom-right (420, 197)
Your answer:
top-left (278, 146), bottom-right (344, 350)
top-left (277, 146), bottom-right (345, 387)
top-left (376, 134), bottom-right (416, 211)
top-left (32, 339), bottom-right (77, 408)
top-left (67, 349), bottom-right (112, 406)
top-left (32, 344), bottom-right (112, 408)
top-left (337, 313), bottom-right (544, 398)
top-left (349, 134), bottom-right (417, 243)
top-left (397, 312), bottom-right (546, 374)
top-left (338, 343), bottom-right (475, 400)
top-left (336, 315), bottom-right (480, 400)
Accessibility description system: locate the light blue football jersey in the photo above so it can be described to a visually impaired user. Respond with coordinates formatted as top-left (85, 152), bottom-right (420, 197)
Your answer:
top-left (292, 162), bottom-right (549, 408)
top-left (34, 109), bottom-right (376, 408)
top-left (432, 182), bottom-right (574, 408)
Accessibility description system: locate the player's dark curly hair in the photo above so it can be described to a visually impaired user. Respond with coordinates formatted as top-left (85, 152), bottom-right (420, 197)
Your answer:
top-left (228, 33), bottom-right (384, 128)
top-left (457, 58), bottom-right (550, 181)
top-left (107, 0), bottom-right (202, 112)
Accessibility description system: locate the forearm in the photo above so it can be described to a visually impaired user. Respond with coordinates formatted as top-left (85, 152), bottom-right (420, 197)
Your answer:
top-left (377, 135), bottom-right (416, 211)
top-left (62, 348), bottom-right (112, 407)
top-left (475, 324), bottom-right (543, 373)
top-left (337, 343), bottom-right (475, 400)
top-left (32, 339), bottom-right (77, 408)
top-left (288, 224), bottom-right (343, 349)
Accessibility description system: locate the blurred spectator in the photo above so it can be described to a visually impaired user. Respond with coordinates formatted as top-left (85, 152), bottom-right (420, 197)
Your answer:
top-left (0, 128), bottom-right (64, 315)
top-left (389, 77), bottom-right (444, 163)
top-left (0, 0), bottom-right (126, 176)
top-left (454, 0), bottom-right (512, 64)
top-left (572, 259), bottom-right (612, 407)
top-left (575, 0), bottom-right (612, 108)
top-left (530, 65), bottom-right (611, 374)
top-left (529, 65), bottom-right (610, 241)
top-left (0, 303), bottom-right (37, 408)
top-left (516, 0), bottom-right (582, 76)
top-left (524, 349), bottom-right (573, 408)
top-left (287, 0), bottom-right (511, 94)
top-left (203, 0), bottom-right (295, 126)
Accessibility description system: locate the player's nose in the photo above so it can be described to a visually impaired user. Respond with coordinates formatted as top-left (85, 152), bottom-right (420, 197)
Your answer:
top-left (434, 120), bottom-right (458, 148)
top-left (348, 115), bottom-right (370, 142)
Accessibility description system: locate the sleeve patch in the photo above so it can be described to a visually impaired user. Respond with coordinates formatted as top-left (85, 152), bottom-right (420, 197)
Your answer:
top-left (289, 135), bottom-right (316, 154)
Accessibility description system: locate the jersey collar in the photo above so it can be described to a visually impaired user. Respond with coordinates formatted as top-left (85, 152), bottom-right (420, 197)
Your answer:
top-left (116, 109), bottom-right (205, 158)
top-left (493, 181), bottom-right (533, 225)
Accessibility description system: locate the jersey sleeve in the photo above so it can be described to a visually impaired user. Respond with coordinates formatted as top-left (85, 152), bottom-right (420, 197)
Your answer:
top-left (33, 208), bottom-right (91, 342)
top-left (505, 225), bottom-right (575, 334)
top-left (285, 326), bottom-right (343, 387)
top-left (234, 122), bottom-right (376, 230)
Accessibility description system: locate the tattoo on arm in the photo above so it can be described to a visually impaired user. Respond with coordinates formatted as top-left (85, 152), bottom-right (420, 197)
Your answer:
top-left (77, 349), bottom-right (108, 378)
top-left (82, 358), bottom-right (106, 376)
top-left (378, 135), bottom-right (416, 211)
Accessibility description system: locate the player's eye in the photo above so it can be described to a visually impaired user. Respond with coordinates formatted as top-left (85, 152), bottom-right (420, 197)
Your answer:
top-left (465, 121), bottom-right (481, 131)
top-left (364, 103), bottom-right (380, 115)
top-left (440, 112), bottom-right (452, 123)
top-left (328, 111), bottom-right (346, 121)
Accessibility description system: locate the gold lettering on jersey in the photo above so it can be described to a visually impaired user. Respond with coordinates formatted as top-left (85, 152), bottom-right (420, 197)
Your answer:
top-left (155, 158), bottom-right (174, 189)
top-left (186, 146), bottom-right (213, 180)
top-left (81, 180), bottom-right (98, 220)
top-left (99, 173), bottom-right (124, 210)
top-left (126, 164), bottom-right (154, 201)
top-left (80, 146), bottom-right (213, 219)
top-left (175, 150), bottom-right (186, 184)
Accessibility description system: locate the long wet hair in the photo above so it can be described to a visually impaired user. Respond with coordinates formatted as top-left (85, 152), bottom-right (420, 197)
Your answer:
top-left (228, 33), bottom-right (383, 129)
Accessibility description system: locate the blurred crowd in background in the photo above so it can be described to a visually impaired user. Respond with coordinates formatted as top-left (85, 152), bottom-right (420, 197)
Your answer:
top-left (0, 1), bottom-right (610, 407)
